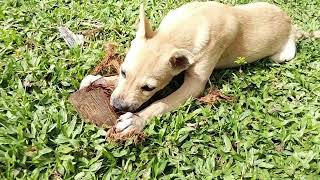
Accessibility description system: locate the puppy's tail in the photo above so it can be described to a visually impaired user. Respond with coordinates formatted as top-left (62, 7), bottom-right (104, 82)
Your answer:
top-left (293, 25), bottom-right (320, 40)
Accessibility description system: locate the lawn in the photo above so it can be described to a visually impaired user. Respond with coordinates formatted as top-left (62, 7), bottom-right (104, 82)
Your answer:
top-left (1, 0), bottom-right (320, 179)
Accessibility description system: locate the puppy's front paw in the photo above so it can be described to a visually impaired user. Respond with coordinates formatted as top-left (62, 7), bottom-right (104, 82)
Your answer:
top-left (115, 112), bottom-right (145, 135)
top-left (79, 75), bottom-right (102, 89)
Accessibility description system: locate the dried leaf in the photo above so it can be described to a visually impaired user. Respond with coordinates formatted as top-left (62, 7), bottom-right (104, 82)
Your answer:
top-left (197, 89), bottom-right (233, 104)
top-left (58, 26), bottom-right (84, 48)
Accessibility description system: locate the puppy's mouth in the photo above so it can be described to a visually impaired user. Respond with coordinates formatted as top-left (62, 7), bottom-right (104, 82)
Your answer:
top-left (135, 71), bottom-right (185, 112)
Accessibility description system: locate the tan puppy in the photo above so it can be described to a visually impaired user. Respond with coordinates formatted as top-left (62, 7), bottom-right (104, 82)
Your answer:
top-left (80, 2), bottom-right (296, 136)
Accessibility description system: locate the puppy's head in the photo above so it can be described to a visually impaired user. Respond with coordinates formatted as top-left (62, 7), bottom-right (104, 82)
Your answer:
top-left (110, 4), bottom-right (194, 112)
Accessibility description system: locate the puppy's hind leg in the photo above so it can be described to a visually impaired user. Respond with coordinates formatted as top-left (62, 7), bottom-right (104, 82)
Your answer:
top-left (271, 30), bottom-right (296, 63)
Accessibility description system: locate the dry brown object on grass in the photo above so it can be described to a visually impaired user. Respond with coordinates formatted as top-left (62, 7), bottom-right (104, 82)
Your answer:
top-left (106, 126), bottom-right (146, 144)
top-left (91, 43), bottom-right (121, 76)
top-left (68, 77), bottom-right (119, 128)
top-left (198, 89), bottom-right (233, 104)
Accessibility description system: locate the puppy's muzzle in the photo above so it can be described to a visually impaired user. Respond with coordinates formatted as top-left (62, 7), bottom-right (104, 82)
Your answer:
top-left (111, 98), bottom-right (129, 112)
top-left (111, 97), bottom-right (139, 112)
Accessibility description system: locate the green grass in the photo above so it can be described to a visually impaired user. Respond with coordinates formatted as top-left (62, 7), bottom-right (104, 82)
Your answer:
top-left (1, 0), bottom-right (320, 179)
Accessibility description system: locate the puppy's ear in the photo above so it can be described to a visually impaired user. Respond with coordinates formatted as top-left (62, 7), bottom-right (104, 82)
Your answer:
top-left (136, 4), bottom-right (155, 39)
top-left (169, 49), bottom-right (194, 74)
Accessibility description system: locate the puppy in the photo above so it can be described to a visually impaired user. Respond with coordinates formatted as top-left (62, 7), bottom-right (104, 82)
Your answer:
top-left (80, 2), bottom-right (296, 136)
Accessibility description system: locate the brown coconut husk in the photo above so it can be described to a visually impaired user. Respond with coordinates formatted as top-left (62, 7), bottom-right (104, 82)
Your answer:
top-left (69, 76), bottom-right (119, 128)
top-left (106, 126), bottom-right (146, 144)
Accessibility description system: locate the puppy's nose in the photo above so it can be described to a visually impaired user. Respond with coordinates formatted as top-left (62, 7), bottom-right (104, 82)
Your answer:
top-left (112, 98), bottom-right (129, 112)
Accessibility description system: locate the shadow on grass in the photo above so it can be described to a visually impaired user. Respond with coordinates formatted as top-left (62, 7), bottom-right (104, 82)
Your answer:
top-left (209, 58), bottom-right (277, 90)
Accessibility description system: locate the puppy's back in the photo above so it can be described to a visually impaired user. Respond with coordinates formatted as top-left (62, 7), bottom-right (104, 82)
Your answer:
top-left (216, 2), bottom-right (292, 68)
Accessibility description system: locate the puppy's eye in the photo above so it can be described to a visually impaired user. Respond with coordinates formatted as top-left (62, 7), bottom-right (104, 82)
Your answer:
top-left (121, 69), bottom-right (126, 78)
top-left (141, 85), bottom-right (155, 91)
